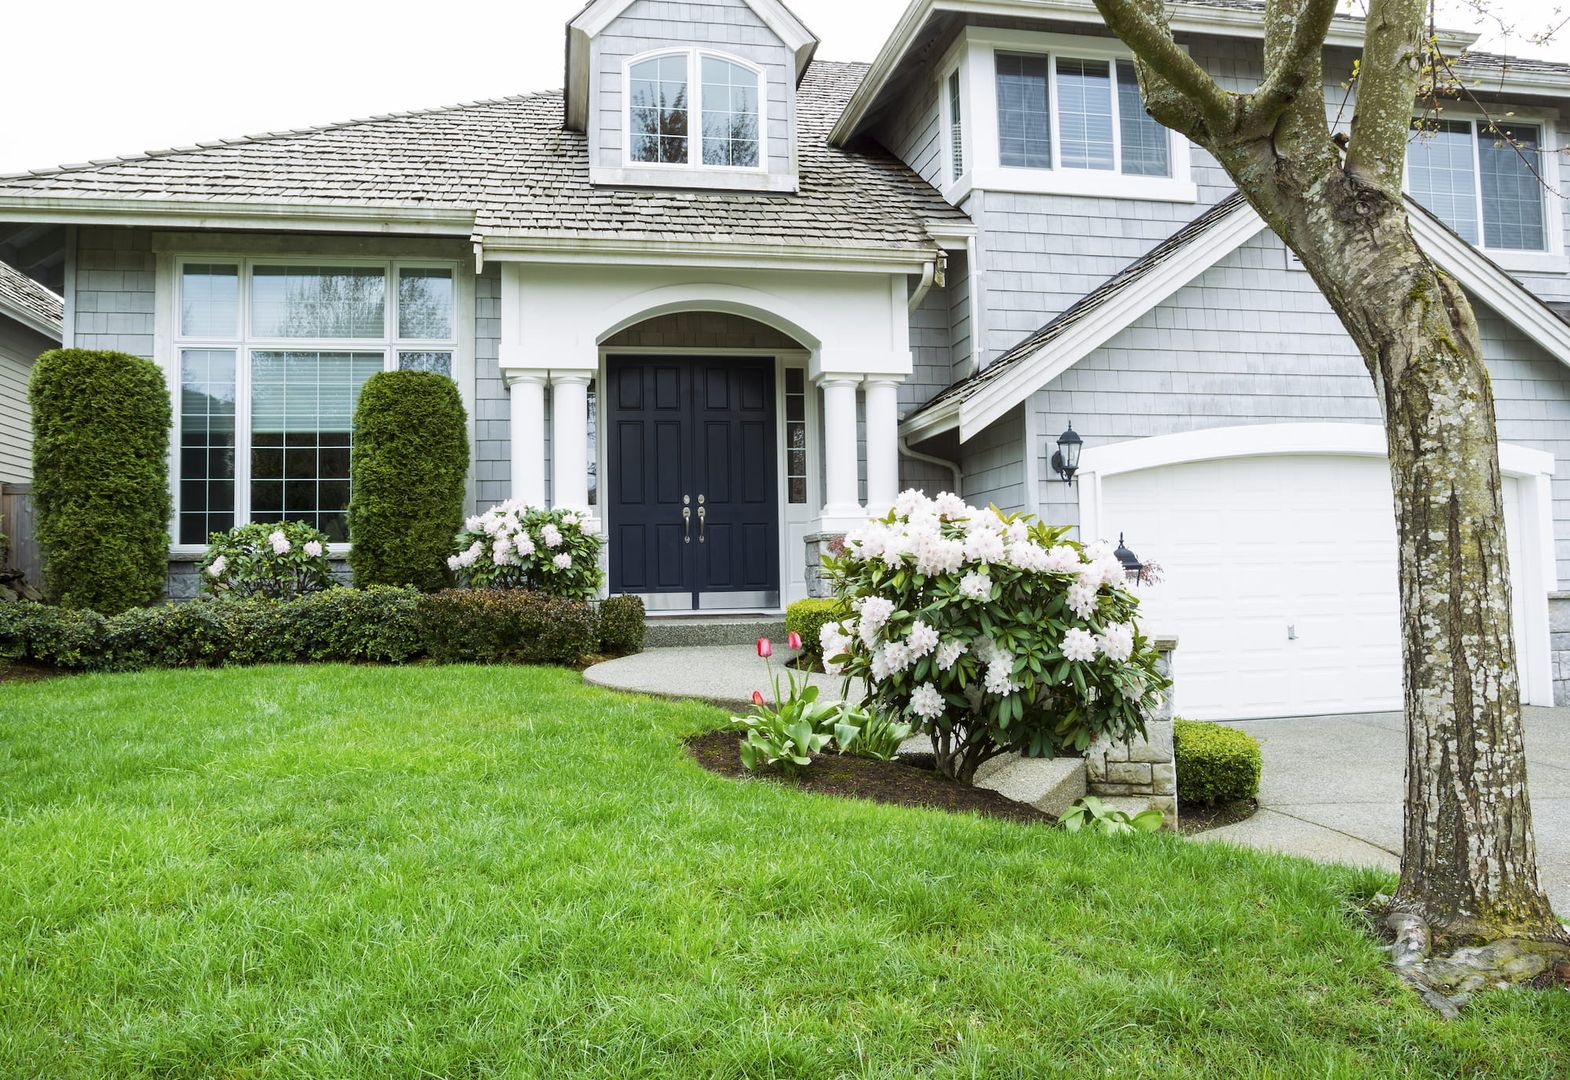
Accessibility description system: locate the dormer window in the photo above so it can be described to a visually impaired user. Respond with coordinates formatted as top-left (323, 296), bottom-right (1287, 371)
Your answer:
top-left (625, 49), bottom-right (763, 172)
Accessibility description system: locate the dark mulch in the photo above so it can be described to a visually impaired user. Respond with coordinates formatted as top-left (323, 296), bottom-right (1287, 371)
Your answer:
top-left (1178, 799), bottom-right (1258, 834)
top-left (686, 729), bottom-right (1053, 826)
top-left (1527, 963), bottom-right (1570, 990)
top-left (0, 661), bottom-right (65, 684)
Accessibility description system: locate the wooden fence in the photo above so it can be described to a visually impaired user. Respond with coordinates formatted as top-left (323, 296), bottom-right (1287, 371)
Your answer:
top-left (1, 482), bottom-right (41, 588)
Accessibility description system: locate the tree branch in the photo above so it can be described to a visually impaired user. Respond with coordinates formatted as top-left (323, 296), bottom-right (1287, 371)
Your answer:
top-left (1344, 0), bottom-right (1431, 192)
top-left (1092, 0), bottom-right (1237, 134)
top-left (1238, 0), bottom-right (1342, 135)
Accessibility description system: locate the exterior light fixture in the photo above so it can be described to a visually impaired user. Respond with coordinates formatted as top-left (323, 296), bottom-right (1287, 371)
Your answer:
top-left (1113, 533), bottom-right (1146, 585)
top-left (1051, 423), bottom-right (1083, 484)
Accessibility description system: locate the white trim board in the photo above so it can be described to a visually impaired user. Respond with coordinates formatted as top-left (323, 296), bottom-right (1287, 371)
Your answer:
top-left (901, 199), bottom-right (1570, 445)
top-left (1074, 422), bottom-right (1558, 707)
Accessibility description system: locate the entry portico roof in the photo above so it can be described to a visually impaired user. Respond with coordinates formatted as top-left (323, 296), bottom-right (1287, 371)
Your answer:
top-left (0, 62), bottom-right (968, 264)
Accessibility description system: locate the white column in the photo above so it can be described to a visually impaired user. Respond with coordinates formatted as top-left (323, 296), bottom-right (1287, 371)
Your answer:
top-left (506, 370), bottom-right (548, 507)
top-left (863, 377), bottom-right (901, 513)
top-left (818, 375), bottom-right (863, 529)
top-left (550, 372), bottom-right (591, 514)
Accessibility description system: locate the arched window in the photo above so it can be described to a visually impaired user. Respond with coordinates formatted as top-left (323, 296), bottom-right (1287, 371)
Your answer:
top-left (626, 50), bottom-right (762, 170)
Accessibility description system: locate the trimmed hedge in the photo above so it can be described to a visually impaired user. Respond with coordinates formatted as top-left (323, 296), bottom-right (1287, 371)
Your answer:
top-left (30, 349), bottom-right (171, 614)
top-left (1173, 719), bottom-right (1263, 805)
top-left (598, 594), bottom-right (646, 656)
top-left (348, 370), bottom-right (470, 592)
top-left (1, 588), bottom-right (423, 672)
top-left (785, 598), bottom-right (847, 668)
top-left (416, 590), bottom-right (599, 666)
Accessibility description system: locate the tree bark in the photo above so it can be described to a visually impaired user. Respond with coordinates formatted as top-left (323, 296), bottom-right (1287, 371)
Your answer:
top-left (1091, 0), bottom-right (1566, 945)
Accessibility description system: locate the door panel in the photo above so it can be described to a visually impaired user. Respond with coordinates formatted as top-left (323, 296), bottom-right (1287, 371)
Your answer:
top-left (607, 356), bottom-right (780, 607)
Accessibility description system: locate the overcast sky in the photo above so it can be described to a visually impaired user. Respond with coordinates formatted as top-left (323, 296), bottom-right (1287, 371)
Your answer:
top-left (1, 0), bottom-right (1562, 175)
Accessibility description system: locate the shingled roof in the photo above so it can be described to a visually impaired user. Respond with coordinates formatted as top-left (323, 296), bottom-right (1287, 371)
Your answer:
top-left (0, 261), bottom-right (63, 339)
top-left (0, 61), bottom-right (967, 257)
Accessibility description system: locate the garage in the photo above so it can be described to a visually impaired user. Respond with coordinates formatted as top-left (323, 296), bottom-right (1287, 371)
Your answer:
top-left (1079, 424), bottom-right (1553, 721)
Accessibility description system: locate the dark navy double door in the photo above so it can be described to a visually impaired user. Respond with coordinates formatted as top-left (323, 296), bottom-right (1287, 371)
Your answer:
top-left (606, 355), bottom-right (780, 609)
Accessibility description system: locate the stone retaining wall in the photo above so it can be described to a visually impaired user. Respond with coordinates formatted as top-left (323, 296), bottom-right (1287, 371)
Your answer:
top-left (1086, 639), bottom-right (1178, 824)
top-left (166, 554), bottom-right (351, 600)
top-left (1552, 593), bottom-right (1569, 707)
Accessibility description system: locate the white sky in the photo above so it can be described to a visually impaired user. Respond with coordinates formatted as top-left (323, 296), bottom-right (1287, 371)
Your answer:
top-left (0, 0), bottom-right (1562, 175)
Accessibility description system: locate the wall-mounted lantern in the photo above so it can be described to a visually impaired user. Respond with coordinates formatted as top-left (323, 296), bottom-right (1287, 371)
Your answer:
top-left (1051, 423), bottom-right (1082, 485)
top-left (1113, 533), bottom-right (1147, 585)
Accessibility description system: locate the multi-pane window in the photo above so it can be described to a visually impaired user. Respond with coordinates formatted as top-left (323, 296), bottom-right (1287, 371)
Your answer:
top-left (173, 260), bottom-right (459, 546)
top-left (996, 54), bottom-right (1051, 168)
top-left (1408, 118), bottom-right (1548, 251)
top-left (701, 57), bottom-right (760, 167)
top-left (991, 50), bottom-right (1172, 178)
top-left (784, 368), bottom-right (807, 504)
top-left (629, 51), bottom-right (761, 170)
top-left (948, 69), bottom-right (965, 180)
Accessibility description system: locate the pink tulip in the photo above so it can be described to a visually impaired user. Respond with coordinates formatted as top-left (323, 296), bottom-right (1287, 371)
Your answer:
top-left (787, 631), bottom-right (802, 650)
top-left (752, 690), bottom-right (766, 707)
top-left (756, 637), bottom-right (773, 658)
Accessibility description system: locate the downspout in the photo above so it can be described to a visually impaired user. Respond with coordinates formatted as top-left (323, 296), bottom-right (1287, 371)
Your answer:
top-left (473, 239), bottom-right (486, 274)
top-left (899, 436), bottom-right (963, 493)
top-left (907, 259), bottom-right (936, 313)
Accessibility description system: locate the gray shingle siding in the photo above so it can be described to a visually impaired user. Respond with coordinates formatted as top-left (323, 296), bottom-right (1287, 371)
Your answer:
top-left (592, 0), bottom-right (795, 176)
top-left (73, 228), bottom-right (156, 358)
top-left (1026, 231), bottom-right (1570, 588)
top-left (962, 403), bottom-right (1026, 512)
top-left (0, 317), bottom-right (52, 484)
top-left (474, 266), bottom-right (510, 511)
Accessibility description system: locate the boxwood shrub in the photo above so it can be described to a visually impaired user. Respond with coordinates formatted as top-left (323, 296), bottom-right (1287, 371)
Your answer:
top-left (416, 590), bottom-right (599, 666)
top-left (30, 349), bottom-right (171, 614)
top-left (349, 370), bottom-right (470, 592)
top-left (598, 594), bottom-right (646, 656)
top-left (784, 597), bottom-right (847, 669)
top-left (1173, 718), bottom-right (1263, 805)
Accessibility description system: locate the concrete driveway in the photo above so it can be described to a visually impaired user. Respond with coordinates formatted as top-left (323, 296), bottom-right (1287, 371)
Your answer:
top-left (1199, 707), bottom-right (1570, 914)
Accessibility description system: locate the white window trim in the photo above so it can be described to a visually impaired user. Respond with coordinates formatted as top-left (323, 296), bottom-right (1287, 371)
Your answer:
top-left (952, 28), bottom-right (1196, 204)
top-left (593, 47), bottom-right (798, 193)
top-left (940, 55), bottom-right (974, 204)
top-left (165, 255), bottom-right (464, 554)
top-left (1403, 109), bottom-right (1566, 272)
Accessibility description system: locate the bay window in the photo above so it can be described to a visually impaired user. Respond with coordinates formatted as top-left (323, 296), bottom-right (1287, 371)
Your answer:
top-left (173, 259), bottom-right (459, 546)
top-left (628, 50), bottom-right (762, 171)
top-left (1407, 117), bottom-right (1554, 254)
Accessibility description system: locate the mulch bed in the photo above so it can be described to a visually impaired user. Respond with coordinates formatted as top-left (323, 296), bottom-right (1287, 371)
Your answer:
top-left (686, 729), bottom-right (1053, 826)
top-left (0, 661), bottom-right (65, 685)
top-left (1178, 799), bottom-right (1258, 835)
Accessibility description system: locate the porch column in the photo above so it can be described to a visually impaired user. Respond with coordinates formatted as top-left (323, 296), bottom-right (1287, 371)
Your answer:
top-left (551, 372), bottom-right (591, 514)
top-left (818, 375), bottom-right (863, 528)
top-left (506, 370), bottom-right (548, 506)
top-left (863, 377), bottom-right (901, 513)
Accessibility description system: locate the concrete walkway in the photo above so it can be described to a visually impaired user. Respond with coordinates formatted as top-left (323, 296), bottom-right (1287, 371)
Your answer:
top-left (1199, 707), bottom-right (1570, 914)
top-left (584, 644), bottom-right (864, 710)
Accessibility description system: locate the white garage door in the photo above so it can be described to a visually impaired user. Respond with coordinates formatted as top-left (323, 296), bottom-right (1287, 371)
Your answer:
top-left (1100, 454), bottom-right (1526, 720)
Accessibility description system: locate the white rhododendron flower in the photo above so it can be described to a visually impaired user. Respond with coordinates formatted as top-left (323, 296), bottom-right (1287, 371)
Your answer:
top-left (935, 638), bottom-right (967, 671)
top-left (561, 513), bottom-right (580, 527)
top-left (268, 530), bottom-right (291, 555)
top-left (207, 555), bottom-right (227, 578)
top-left (909, 683), bottom-right (946, 721)
top-left (984, 659), bottom-right (1019, 696)
top-left (1008, 542), bottom-right (1050, 572)
top-left (932, 491), bottom-right (968, 519)
top-left (1067, 581), bottom-right (1098, 618)
top-left (553, 553), bottom-right (573, 570)
top-left (1043, 544), bottom-right (1082, 574)
top-left (1097, 622), bottom-right (1135, 663)
top-left (959, 571), bottom-right (992, 600)
top-left (540, 523), bottom-right (563, 548)
top-left (303, 540), bottom-right (324, 558)
top-left (858, 595), bottom-right (894, 630)
top-left (906, 620), bottom-right (939, 657)
top-left (963, 526), bottom-right (1006, 564)
top-left (914, 534), bottom-right (965, 576)
top-left (1061, 627), bottom-right (1098, 663)
top-left (893, 488), bottom-right (930, 518)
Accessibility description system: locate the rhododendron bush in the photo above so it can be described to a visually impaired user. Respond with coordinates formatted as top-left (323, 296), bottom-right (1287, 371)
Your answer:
top-left (201, 521), bottom-right (335, 599)
top-left (820, 490), bottom-right (1170, 784)
top-left (449, 502), bottom-right (603, 599)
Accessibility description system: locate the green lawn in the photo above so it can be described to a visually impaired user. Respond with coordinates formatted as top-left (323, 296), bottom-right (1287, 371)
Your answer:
top-left (0, 666), bottom-right (1564, 1078)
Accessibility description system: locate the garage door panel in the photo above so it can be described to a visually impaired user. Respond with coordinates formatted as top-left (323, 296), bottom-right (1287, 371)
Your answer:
top-left (1100, 453), bottom-right (1525, 721)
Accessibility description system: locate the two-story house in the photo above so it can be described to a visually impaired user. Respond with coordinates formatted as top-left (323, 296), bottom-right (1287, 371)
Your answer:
top-left (0, 0), bottom-right (1566, 720)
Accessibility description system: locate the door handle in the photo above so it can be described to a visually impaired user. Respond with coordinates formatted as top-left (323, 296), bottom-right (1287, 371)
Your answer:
top-left (697, 504), bottom-right (707, 543)
top-left (682, 495), bottom-right (692, 544)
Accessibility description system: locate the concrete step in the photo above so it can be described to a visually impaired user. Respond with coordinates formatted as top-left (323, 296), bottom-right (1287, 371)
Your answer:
top-left (643, 615), bottom-right (788, 649)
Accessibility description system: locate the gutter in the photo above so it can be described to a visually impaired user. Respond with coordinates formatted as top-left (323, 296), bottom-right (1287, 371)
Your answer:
top-left (900, 436), bottom-right (962, 491)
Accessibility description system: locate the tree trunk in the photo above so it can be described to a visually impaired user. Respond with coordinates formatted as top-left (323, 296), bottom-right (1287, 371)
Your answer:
top-left (1280, 184), bottom-right (1563, 944)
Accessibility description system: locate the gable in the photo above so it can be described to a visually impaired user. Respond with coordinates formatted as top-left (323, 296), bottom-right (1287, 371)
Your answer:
top-left (565, 0), bottom-right (817, 132)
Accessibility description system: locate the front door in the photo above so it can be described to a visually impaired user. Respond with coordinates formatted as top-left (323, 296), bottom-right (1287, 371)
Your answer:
top-left (606, 355), bottom-right (780, 609)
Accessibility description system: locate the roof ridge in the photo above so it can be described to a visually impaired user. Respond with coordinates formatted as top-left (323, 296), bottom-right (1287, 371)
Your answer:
top-left (0, 89), bottom-right (565, 182)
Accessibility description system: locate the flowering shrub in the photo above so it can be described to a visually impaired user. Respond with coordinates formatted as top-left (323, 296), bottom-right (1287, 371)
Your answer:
top-left (819, 490), bottom-right (1171, 784)
top-left (200, 522), bottom-right (335, 599)
top-left (448, 502), bottom-right (603, 599)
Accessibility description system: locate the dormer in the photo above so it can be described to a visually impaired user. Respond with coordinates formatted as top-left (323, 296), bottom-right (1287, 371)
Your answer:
top-left (565, 0), bottom-right (818, 193)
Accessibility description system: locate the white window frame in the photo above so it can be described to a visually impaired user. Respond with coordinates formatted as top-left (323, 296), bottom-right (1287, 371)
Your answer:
top-left (1403, 110), bottom-right (1566, 272)
top-left (940, 59), bottom-right (970, 201)
top-left (167, 256), bottom-right (463, 553)
top-left (943, 28), bottom-right (1196, 204)
top-left (619, 48), bottom-right (768, 173)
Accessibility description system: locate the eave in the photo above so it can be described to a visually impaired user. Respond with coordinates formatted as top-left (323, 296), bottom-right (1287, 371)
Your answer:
top-left (0, 196), bottom-right (477, 236)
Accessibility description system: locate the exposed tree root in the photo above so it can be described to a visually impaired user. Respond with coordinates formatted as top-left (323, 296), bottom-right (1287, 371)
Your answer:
top-left (1376, 906), bottom-right (1570, 1017)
